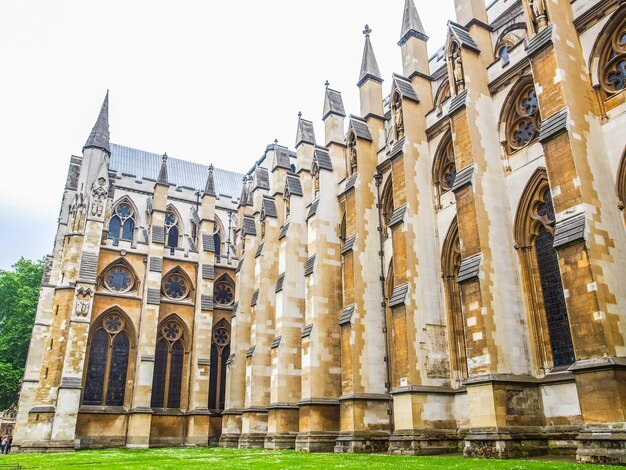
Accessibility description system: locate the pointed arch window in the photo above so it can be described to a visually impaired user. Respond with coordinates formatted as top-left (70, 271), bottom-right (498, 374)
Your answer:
top-left (165, 210), bottom-right (179, 249)
top-left (101, 260), bottom-right (137, 294)
top-left (109, 202), bottom-right (135, 243)
top-left (83, 311), bottom-right (133, 406)
top-left (161, 269), bottom-right (191, 301)
top-left (504, 81), bottom-right (541, 153)
top-left (214, 274), bottom-right (235, 307)
top-left (433, 133), bottom-right (457, 207)
top-left (599, 15), bottom-right (626, 97)
top-left (441, 219), bottom-right (468, 383)
top-left (151, 318), bottom-right (186, 409)
top-left (208, 319), bottom-right (231, 410)
top-left (515, 173), bottom-right (575, 370)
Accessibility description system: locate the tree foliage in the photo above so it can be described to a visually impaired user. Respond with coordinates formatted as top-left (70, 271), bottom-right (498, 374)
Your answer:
top-left (0, 258), bottom-right (44, 410)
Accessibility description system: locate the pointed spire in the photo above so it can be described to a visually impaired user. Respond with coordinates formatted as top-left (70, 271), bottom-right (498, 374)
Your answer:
top-left (358, 25), bottom-right (383, 87)
top-left (84, 90), bottom-right (111, 154)
top-left (296, 112), bottom-right (316, 147)
top-left (399, 0), bottom-right (428, 46)
top-left (157, 153), bottom-right (169, 186)
top-left (204, 164), bottom-right (216, 197)
top-left (239, 175), bottom-right (252, 207)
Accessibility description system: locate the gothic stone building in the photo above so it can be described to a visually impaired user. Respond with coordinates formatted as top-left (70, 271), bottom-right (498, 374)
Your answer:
top-left (14, 0), bottom-right (626, 464)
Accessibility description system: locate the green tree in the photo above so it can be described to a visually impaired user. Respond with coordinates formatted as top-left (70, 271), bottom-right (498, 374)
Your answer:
top-left (0, 258), bottom-right (44, 410)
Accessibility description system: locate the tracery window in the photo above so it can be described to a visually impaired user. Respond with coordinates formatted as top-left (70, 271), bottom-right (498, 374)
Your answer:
top-left (214, 274), bottom-right (235, 307)
top-left (441, 219), bottom-right (468, 383)
top-left (109, 201), bottom-right (135, 243)
top-left (151, 318), bottom-right (186, 409)
top-left (101, 260), bottom-right (137, 294)
top-left (600, 16), bottom-right (626, 97)
top-left (208, 319), bottom-right (230, 410)
top-left (83, 311), bottom-right (132, 406)
top-left (504, 81), bottom-right (541, 153)
top-left (161, 269), bottom-right (190, 301)
top-left (433, 133), bottom-right (457, 207)
top-left (165, 209), bottom-right (179, 249)
top-left (515, 171), bottom-right (575, 370)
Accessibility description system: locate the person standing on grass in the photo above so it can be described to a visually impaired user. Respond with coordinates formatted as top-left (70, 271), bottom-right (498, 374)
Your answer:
top-left (5, 435), bottom-right (12, 454)
top-left (0, 435), bottom-right (6, 454)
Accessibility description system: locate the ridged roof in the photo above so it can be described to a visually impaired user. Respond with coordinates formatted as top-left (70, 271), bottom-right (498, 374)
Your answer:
top-left (110, 144), bottom-right (244, 200)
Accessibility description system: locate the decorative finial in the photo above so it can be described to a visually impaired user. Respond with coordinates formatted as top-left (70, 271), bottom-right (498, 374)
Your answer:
top-left (298, 111), bottom-right (302, 118)
top-left (162, 153), bottom-right (168, 162)
top-left (208, 163), bottom-right (214, 172)
top-left (324, 80), bottom-right (330, 88)
top-left (363, 25), bottom-right (372, 37)
top-left (274, 138), bottom-right (279, 145)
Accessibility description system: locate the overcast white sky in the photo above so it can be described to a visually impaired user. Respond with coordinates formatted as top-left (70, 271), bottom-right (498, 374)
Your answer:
top-left (0, 0), bottom-right (457, 270)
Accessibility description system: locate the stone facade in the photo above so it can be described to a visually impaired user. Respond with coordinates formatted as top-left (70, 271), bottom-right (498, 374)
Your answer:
top-left (14, 0), bottom-right (626, 463)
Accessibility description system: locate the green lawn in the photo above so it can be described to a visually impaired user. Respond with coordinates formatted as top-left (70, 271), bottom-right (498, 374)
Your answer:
top-left (0, 448), bottom-right (619, 470)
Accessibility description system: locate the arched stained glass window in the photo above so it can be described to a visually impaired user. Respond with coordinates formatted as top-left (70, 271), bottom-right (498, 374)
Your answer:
top-left (533, 191), bottom-right (575, 367)
top-left (165, 210), bottom-right (179, 249)
top-left (503, 80), bottom-right (541, 154)
top-left (151, 318), bottom-right (186, 409)
top-left (208, 320), bottom-right (230, 410)
top-left (515, 172), bottom-right (575, 370)
top-left (162, 269), bottom-right (190, 301)
top-left (214, 275), bottom-right (235, 307)
top-left (101, 260), bottom-right (136, 294)
top-left (600, 16), bottom-right (626, 96)
top-left (168, 341), bottom-right (184, 408)
top-left (106, 332), bottom-right (130, 406)
top-left (82, 312), bottom-right (132, 407)
top-left (109, 202), bottom-right (135, 243)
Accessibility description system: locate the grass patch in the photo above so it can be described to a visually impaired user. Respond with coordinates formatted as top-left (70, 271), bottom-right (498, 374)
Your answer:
top-left (0, 448), bottom-right (617, 469)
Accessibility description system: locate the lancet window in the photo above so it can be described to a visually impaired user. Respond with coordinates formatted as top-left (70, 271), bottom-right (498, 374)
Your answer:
top-left (515, 171), bottom-right (575, 370)
top-left (83, 311), bottom-right (133, 407)
top-left (109, 201), bottom-right (135, 243)
top-left (151, 318), bottom-right (186, 409)
top-left (208, 319), bottom-right (231, 410)
top-left (165, 209), bottom-right (179, 249)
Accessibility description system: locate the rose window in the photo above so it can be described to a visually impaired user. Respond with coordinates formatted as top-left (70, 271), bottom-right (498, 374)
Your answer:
top-left (162, 321), bottom-right (182, 341)
top-left (104, 314), bottom-right (124, 334)
top-left (212, 327), bottom-right (229, 348)
top-left (116, 203), bottom-right (132, 219)
top-left (506, 86), bottom-right (541, 153)
top-left (214, 281), bottom-right (234, 306)
top-left (163, 274), bottom-right (188, 300)
top-left (104, 266), bottom-right (133, 293)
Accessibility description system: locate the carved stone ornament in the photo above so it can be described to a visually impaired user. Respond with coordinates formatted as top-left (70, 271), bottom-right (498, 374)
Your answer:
top-left (314, 172), bottom-right (320, 197)
top-left (451, 44), bottom-right (465, 93)
top-left (75, 287), bottom-right (94, 317)
top-left (392, 91), bottom-right (404, 139)
top-left (69, 193), bottom-right (87, 232)
top-left (529, 0), bottom-right (548, 31)
top-left (284, 193), bottom-right (291, 219)
top-left (91, 178), bottom-right (108, 217)
top-left (348, 133), bottom-right (358, 175)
